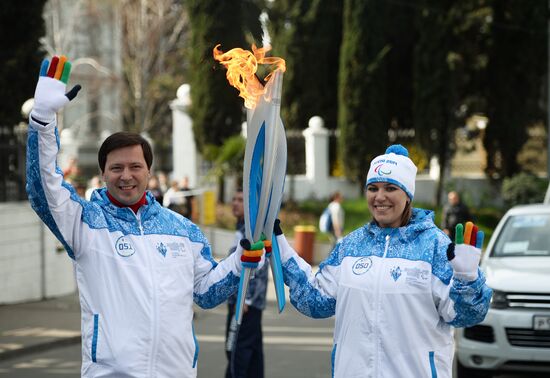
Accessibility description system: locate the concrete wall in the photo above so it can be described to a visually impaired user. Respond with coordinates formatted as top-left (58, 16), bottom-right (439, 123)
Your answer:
top-left (283, 175), bottom-right (359, 202)
top-left (415, 175), bottom-right (503, 207)
top-left (238, 170), bottom-right (500, 208)
top-left (0, 202), bottom-right (76, 305)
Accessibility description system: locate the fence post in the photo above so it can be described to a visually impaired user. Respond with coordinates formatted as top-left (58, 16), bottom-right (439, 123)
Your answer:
top-left (171, 84), bottom-right (197, 187)
top-left (303, 116), bottom-right (329, 184)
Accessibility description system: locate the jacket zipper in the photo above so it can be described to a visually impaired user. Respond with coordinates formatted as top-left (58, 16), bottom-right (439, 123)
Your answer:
top-left (374, 234), bottom-right (391, 378)
top-left (133, 210), bottom-right (159, 378)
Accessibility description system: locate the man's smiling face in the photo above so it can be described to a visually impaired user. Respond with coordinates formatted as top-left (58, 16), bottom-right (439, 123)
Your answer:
top-left (102, 145), bottom-right (150, 205)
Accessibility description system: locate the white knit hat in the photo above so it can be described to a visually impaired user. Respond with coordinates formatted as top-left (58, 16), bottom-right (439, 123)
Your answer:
top-left (366, 144), bottom-right (417, 200)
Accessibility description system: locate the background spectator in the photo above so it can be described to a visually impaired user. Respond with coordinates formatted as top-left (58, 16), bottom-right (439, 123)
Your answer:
top-left (441, 191), bottom-right (473, 240)
top-left (148, 175), bottom-right (164, 205)
top-left (163, 180), bottom-right (188, 216)
top-left (85, 175), bottom-right (102, 200)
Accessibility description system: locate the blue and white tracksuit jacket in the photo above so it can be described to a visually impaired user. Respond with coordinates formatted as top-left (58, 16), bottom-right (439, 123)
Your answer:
top-left (277, 208), bottom-right (492, 378)
top-left (26, 118), bottom-right (242, 378)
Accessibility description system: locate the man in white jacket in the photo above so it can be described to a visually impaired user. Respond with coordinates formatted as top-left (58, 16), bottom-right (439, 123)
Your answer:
top-left (26, 55), bottom-right (251, 378)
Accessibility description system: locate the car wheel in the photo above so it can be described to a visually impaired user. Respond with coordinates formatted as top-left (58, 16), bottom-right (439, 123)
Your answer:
top-left (456, 359), bottom-right (492, 378)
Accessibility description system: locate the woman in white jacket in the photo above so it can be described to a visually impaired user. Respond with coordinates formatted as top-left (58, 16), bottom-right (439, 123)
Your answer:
top-left (275, 144), bottom-right (492, 378)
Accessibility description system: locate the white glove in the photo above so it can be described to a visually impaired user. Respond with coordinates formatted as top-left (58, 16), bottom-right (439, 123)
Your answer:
top-left (447, 222), bottom-right (484, 282)
top-left (31, 56), bottom-right (81, 123)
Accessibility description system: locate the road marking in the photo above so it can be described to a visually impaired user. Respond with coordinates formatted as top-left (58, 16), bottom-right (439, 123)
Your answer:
top-left (262, 326), bottom-right (333, 333)
top-left (13, 358), bottom-right (57, 369)
top-left (0, 343), bottom-right (23, 352)
top-left (3, 328), bottom-right (79, 338)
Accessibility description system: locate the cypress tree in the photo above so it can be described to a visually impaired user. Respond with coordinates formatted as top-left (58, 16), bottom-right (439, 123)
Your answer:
top-left (413, 0), bottom-right (455, 204)
top-left (266, 0), bottom-right (342, 179)
top-left (413, 0), bottom-right (490, 204)
top-left (0, 1), bottom-right (47, 126)
top-left (483, 0), bottom-right (547, 178)
top-left (185, 0), bottom-right (263, 153)
top-left (268, 0), bottom-right (343, 131)
top-left (338, 0), bottom-right (389, 187)
top-left (0, 0), bottom-right (46, 201)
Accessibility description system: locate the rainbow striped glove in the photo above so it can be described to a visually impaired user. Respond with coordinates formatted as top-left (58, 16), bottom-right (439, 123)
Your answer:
top-left (239, 238), bottom-right (264, 267)
top-left (447, 221), bottom-right (484, 282)
top-left (32, 55), bottom-right (81, 123)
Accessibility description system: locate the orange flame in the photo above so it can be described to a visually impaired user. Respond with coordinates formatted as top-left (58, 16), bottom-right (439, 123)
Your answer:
top-left (213, 44), bottom-right (286, 109)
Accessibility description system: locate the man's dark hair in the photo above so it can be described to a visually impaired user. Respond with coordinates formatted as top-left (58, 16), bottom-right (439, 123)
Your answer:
top-left (98, 132), bottom-right (153, 172)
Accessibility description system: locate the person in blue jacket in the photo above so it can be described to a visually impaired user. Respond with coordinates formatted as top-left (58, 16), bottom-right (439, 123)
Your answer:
top-left (273, 144), bottom-right (492, 378)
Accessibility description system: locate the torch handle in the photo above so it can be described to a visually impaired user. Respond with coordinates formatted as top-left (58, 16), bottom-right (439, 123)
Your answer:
top-left (235, 266), bottom-right (254, 325)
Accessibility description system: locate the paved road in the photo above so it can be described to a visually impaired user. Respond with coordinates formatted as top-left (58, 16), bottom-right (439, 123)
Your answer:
top-left (0, 303), bottom-right (334, 377)
top-left (0, 298), bottom-right (541, 378)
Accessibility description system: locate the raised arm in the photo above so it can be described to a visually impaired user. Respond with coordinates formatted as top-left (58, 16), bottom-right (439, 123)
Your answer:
top-left (26, 55), bottom-right (83, 259)
top-left (433, 222), bottom-right (492, 328)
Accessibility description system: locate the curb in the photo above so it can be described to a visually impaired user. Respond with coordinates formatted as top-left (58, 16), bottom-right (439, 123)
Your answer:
top-left (0, 335), bottom-right (81, 362)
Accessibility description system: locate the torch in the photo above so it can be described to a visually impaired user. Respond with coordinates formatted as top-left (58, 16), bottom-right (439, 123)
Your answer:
top-left (213, 44), bottom-right (287, 324)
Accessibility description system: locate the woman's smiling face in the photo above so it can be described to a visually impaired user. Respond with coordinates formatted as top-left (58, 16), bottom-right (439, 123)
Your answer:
top-left (366, 182), bottom-right (409, 228)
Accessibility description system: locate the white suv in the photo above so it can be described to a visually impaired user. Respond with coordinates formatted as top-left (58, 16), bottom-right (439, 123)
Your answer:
top-left (455, 203), bottom-right (550, 378)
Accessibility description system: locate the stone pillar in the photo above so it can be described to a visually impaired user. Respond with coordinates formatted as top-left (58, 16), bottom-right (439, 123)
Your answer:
top-left (429, 156), bottom-right (440, 180)
top-left (59, 128), bottom-right (78, 170)
top-left (170, 84), bottom-right (197, 187)
top-left (303, 116), bottom-right (329, 183)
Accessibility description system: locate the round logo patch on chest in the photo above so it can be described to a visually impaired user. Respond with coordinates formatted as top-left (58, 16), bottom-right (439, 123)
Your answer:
top-left (115, 236), bottom-right (136, 257)
top-left (352, 257), bottom-right (373, 275)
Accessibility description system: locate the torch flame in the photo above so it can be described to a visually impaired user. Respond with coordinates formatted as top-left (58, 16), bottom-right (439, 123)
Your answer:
top-left (213, 44), bottom-right (286, 109)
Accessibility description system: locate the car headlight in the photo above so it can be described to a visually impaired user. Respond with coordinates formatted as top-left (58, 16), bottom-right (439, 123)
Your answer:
top-left (490, 289), bottom-right (508, 309)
